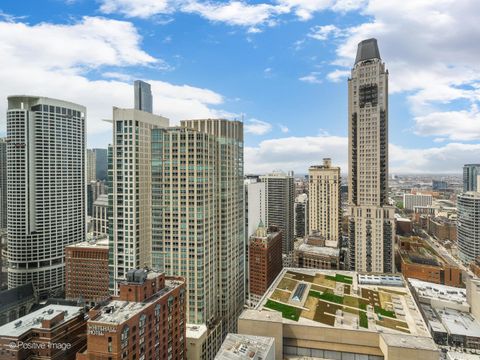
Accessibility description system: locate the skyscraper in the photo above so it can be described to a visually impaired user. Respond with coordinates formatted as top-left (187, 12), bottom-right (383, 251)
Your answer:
top-left (308, 158), bottom-right (341, 243)
top-left (6, 96), bottom-right (86, 298)
top-left (245, 179), bottom-right (266, 239)
top-left (86, 149), bottom-right (96, 182)
top-left (109, 103), bottom-right (169, 293)
top-left (347, 39), bottom-right (395, 273)
top-left (134, 80), bottom-right (153, 113)
top-left (463, 164), bottom-right (480, 192)
top-left (0, 138), bottom-right (6, 230)
top-left (152, 119), bottom-right (244, 359)
top-left (93, 148), bottom-right (108, 181)
top-left (457, 192), bottom-right (480, 264)
top-left (260, 171), bottom-right (295, 254)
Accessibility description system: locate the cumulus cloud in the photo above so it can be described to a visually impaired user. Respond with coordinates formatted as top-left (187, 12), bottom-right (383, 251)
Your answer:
top-left (97, 0), bottom-right (364, 29)
top-left (279, 124), bottom-right (289, 133)
top-left (245, 135), bottom-right (473, 174)
top-left (244, 119), bottom-right (273, 135)
top-left (308, 24), bottom-right (343, 41)
top-left (0, 16), bottom-right (230, 142)
top-left (299, 72), bottom-right (322, 84)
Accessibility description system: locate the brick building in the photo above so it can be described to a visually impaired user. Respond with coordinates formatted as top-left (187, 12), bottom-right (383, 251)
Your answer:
top-left (0, 304), bottom-right (87, 360)
top-left (77, 269), bottom-right (186, 360)
top-left (248, 224), bottom-right (282, 307)
top-left (427, 217), bottom-right (456, 242)
top-left (65, 237), bottom-right (110, 305)
top-left (397, 237), bottom-right (463, 287)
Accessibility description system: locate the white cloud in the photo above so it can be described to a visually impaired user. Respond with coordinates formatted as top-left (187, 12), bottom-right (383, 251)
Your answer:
top-left (0, 16), bottom-right (157, 71)
top-left (308, 24), bottom-right (342, 40)
top-left (244, 119), bottom-right (273, 135)
top-left (299, 72), bottom-right (322, 84)
top-left (0, 17), bottom-right (230, 141)
top-left (181, 1), bottom-right (285, 28)
top-left (97, 0), bottom-right (364, 28)
top-left (413, 105), bottom-right (480, 141)
top-left (326, 69), bottom-right (350, 82)
top-left (245, 134), bottom-right (473, 174)
top-left (279, 124), bottom-right (289, 133)
top-left (100, 0), bottom-right (173, 18)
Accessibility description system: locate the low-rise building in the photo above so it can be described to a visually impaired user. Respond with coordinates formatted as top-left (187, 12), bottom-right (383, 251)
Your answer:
top-left (428, 217), bottom-right (456, 242)
top-left (238, 268), bottom-right (438, 360)
top-left (410, 279), bottom-right (480, 352)
top-left (404, 193), bottom-right (433, 211)
top-left (215, 334), bottom-right (275, 360)
top-left (470, 256), bottom-right (480, 277)
top-left (77, 269), bottom-right (186, 360)
top-left (0, 305), bottom-right (86, 360)
top-left (0, 283), bottom-right (37, 326)
top-left (397, 237), bottom-right (463, 287)
top-left (65, 237), bottom-right (109, 305)
top-left (294, 232), bottom-right (339, 270)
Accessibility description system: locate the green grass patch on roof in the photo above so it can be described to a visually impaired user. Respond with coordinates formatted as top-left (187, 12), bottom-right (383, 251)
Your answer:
top-left (265, 299), bottom-right (301, 321)
top-left (309, 290), bottom-right (344, 304)
top-left (374, 306), bottom-right (396, 318)
top-left (359, 311), bottom-right (368, 328)
top-left (359, 312), bottom-right (369, 328)
top-left (325, 274), bottom-right (353, 285)
top-left (359, 303), bottom-right (368, 311)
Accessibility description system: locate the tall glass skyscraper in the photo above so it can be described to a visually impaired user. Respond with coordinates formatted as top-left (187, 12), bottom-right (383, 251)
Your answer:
top-left (152, 119), bottom-right (244, 359)
top-left (347, 39), bottom-right (395, 273)
top-left (457, 192), bottom-right (480, 264)
top-left (134, 80), bottom-right (153, 113)
top-left (463, 164), bottom-right (480, 192)
top-left (6, 96), bottom-right (86, 298)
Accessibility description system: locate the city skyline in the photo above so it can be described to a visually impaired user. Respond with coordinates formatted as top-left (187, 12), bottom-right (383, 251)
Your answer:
top-left (0, 1), bottom-right (479, 175)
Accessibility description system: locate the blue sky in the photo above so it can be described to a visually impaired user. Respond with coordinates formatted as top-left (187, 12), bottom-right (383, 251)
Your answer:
top-left (1, 0), bottom-right (480, 174)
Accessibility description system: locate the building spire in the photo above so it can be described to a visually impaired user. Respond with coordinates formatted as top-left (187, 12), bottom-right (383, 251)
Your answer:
top-left (355, 38), bottom-right (381, 64)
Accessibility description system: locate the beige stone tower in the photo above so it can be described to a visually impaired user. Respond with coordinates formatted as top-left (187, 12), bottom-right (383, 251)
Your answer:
top-left (308, 158), bottom-right (341, 244)
top-left (347, 39), bottom-right (395, 273)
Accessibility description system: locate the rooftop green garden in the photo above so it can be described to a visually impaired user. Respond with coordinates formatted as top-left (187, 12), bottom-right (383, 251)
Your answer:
top-left (264, 299), bottom-right (301, 321)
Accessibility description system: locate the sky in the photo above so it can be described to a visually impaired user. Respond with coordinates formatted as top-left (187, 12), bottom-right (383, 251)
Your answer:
top-left (0, 0), bottom-right (479, 174)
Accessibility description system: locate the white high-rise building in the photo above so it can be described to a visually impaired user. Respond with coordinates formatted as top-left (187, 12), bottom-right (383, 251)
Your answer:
top-left (245, 179), bottom-right (266, 239)
top-left (109, 94), bottom-right (169, 293)
top-left (347, 39), bottom-right (395, 273)
top-left (457, 192), bottom-right (480, 264)
top-left (260, 171), bottom-right (295, 255)
top-left (308, 158), bottom-right (341, 243)
top-left (6, 96), bottom-right (86, 298)
top-left (0, 138), bottom-right (6, 230)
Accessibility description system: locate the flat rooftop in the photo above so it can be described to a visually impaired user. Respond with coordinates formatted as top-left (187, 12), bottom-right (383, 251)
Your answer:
top-left (409, 279), bottom-right (468, 306)
top-left (0, 305), bottom-right (83, 338)
top-left (186, 324), bottom-right (208, 339)
top-left (93, 194), bottom-right (108, 207)
top-left (256, 268), bottom-right (431, 337)
top-left (215, 333), bottom-right (274, 359)
top-left (67, 236), bottom-right (109, 249)
top-left (297, 243), bottom-right (339, 257)
top-left (436, 308), bottom-right (480, 338)
top-left (91, 279), bottom-right (183, 325)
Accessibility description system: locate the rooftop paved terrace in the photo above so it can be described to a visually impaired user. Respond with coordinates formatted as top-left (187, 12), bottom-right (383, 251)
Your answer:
top-left (257, 268), bottom-right (430, 336)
